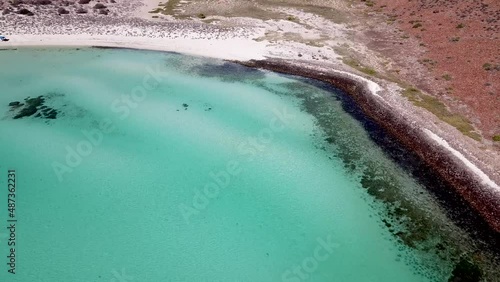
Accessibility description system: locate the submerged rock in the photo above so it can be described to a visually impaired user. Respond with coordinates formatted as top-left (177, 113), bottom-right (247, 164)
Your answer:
top-left (41, 108), bottom-right (57, 119)
top-left (448, 258), bottom-right (482, 282)
top-left (13, 96), bottom-right (44, 119)
top-left (10, 95), bottom-right (59, 120)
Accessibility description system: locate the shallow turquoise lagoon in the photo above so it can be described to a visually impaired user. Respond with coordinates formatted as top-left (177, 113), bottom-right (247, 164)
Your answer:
top-left (0, 48), bottom-right (489, 281)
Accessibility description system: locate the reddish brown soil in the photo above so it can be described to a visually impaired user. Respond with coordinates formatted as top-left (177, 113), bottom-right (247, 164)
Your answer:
top-left (356, 0), bottom-right (499, 140)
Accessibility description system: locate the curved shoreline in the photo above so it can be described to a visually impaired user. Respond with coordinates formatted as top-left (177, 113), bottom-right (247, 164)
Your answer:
top-left (237, 59), bottom-right (500, 235)
top-left (4, 38), bottom-right (500, 230)
top-left (4, 38), bottom-right (500, 234)
top-left (4, 42), bottom-right (499, 235)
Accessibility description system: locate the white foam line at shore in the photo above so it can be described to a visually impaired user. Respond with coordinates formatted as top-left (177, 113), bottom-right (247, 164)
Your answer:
top-left (2, 34), bottom-right (267, 61)
top-left (333, 69), bottom-right (383, 98)
top-left (424, 129), bottom-right (500, 191)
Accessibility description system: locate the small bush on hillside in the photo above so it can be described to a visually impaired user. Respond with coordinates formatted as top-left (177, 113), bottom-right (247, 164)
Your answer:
top-left (442, 74), bottom-right (452, 81)
top-left (482, 63), bottom-right (492, 71)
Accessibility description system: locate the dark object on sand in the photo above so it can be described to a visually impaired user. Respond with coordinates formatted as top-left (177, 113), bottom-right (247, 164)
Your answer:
top-left (34, 0), bottom-right (52, 5)
top-left (18, 8), bottom-right (34, 16)
top-left (94, 3), bottom-right (106, 9)
top-left (75, 7), bottom-right (88, 14)
top-left (0, 36), bottom-right (9, 42)
top-left (57, 7), bottom-right (69, 15)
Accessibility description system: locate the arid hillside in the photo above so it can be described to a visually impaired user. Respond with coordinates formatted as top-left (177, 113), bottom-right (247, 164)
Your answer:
top-left (357, 0), bottom-right (499, 142)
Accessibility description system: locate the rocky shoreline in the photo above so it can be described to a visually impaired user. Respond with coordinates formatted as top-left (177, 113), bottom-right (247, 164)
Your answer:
top-left (237, 59), bottom-right (500, 239)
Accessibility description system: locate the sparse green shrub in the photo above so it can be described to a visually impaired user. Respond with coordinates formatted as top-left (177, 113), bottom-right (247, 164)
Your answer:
top-left (197, 13), bottom-right (206, 19)
top-left (456, 23), bottom-right (465, 29)
top-left (442, 74), bottom-right (452, 81)
top-left (149, 8), bottom-right (162, 13)
top-left (412, 23), bottom-right (422, 28)
top-left (343, 58), bottom-right (377, 76)
top-left (482, 63), bottom-right (492, 71)
top-left (362, 0), bottom-right (375, 7)
top-left (493, 135), bottom-right (500, 142)
top-left (401, 87), bottom-right (480, 140)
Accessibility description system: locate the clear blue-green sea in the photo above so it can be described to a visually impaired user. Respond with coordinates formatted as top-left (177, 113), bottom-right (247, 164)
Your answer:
top-left (0, 48), bottom-right (496, 281)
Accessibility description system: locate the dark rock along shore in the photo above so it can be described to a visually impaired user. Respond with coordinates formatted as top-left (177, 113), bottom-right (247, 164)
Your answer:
top-left (236, 60), bottom-right (500, 277)
top-left (235, 59), bottom-right (500, 281)
top-left (238, 59), bottom-right (500, 236)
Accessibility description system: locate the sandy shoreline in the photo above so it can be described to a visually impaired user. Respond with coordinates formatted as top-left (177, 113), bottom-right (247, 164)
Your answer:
top-left (1, 34), bottom-right (267, 61)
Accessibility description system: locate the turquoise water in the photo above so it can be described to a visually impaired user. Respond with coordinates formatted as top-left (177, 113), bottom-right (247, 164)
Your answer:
top-left (0, 48), bottom-right (489, 281)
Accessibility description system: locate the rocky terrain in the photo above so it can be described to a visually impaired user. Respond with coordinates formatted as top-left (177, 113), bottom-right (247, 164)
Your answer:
top-left (2, 0), bottom-right (110, 16)
top-left (355, 0), bottom-right (499, 143)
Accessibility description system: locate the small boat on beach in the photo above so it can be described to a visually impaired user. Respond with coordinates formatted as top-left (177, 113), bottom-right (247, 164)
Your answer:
top-left (0, 36), bottom-right (9, 42)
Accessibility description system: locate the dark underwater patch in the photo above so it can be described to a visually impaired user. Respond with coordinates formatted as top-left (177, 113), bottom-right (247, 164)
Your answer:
top-left (8, 94), bottom-right (62, 120)
top-left (449, 258), bottom-right (482, 282)
top-left (193, 62), bottom-right (266, 82)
